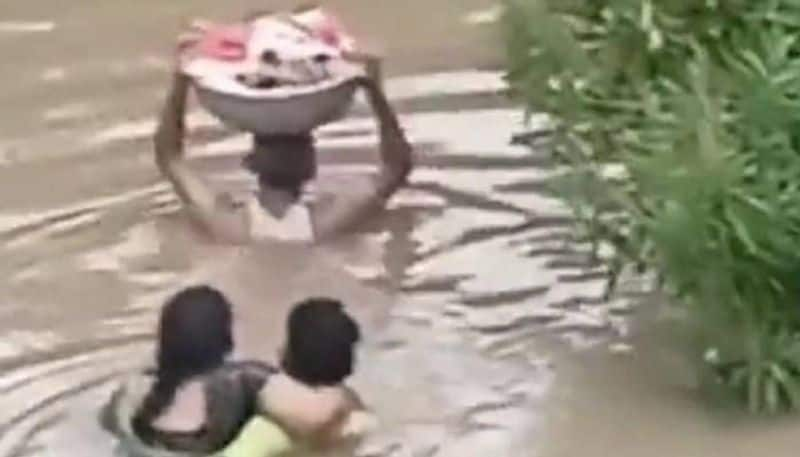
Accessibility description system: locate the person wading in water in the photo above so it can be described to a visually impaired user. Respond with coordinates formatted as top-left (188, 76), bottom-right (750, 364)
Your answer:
top-left (155, 22), bottom-right (413, 244)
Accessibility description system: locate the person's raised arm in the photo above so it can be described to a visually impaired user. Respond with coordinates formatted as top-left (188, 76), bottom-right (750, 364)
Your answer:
top-left (154, 27), bottom-right (248, 243)
top-left (315, 59), bottom-right (414, 239)
top-left (154, 72), bottom-right (191, 182)
top-left (362, 59), bottom-right (412, 199)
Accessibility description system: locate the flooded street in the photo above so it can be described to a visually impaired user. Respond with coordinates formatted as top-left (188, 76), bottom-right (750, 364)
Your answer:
top-left (2, 1), bottom-right (800, 456)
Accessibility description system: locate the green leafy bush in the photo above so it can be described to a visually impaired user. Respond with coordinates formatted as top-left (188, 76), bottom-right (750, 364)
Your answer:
top-left (503, 0), bottom-right (800, 413)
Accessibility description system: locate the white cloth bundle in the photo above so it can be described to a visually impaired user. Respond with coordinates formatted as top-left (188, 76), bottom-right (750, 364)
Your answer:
top-left (181, 10), bottom-right (362, 135)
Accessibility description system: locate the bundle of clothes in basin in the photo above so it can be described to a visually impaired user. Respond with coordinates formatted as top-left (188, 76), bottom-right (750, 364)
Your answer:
top-left (186, 8), bottom-right (359, 91)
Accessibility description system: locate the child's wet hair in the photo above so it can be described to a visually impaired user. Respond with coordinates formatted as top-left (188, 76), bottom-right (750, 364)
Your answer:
top-left (134, 285), bottom-right (234, 440)
top-left (281, 298), bottom-right (361, 386)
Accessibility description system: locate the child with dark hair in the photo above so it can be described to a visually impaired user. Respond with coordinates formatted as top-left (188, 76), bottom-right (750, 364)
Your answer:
top-left (256, 297), bottom-right (375, 446)
top-left (220, 298), bottom-right (375, 457)
top-left (101, 285), bottom-right (277, 455)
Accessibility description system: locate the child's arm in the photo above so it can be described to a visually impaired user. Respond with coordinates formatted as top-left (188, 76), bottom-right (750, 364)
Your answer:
top-left (331, 387), bottom-right (378, 440)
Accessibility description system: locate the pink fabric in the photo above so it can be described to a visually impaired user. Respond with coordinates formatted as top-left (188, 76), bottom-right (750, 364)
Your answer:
top-left (193, 9), bottom-right (352, 63)
top-left (196, 24), bottom-right (251, 61)
top-left (312, 17), bottom-right (344, 48)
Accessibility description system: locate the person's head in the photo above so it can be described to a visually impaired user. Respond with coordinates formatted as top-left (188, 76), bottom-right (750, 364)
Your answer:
top-left (281, 298), bottom-right (361, 387)
top-left (155, 285), bottom-right (234, 380)
top-left (134, 285), bottom-right (234, 437)
top-left (244, 134), bottom-right (317, 197)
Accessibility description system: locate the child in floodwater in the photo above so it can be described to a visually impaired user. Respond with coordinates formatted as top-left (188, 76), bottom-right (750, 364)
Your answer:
top-left (224, 298), bottom-right (375, 457)
top-left (101, 287), bottom-right (373, 456)
top-left (256, 297), bottom-right (375, 447)
top-left (101, 286), bottom-right (274, 455)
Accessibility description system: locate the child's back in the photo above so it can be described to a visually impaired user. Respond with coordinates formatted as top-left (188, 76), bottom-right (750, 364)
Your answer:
top-left (257, 298), bottom-right (376, 448)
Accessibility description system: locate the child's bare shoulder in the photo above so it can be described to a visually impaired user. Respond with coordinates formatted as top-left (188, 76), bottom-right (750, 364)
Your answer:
top-left (257, 374), bottom-right (346, 433)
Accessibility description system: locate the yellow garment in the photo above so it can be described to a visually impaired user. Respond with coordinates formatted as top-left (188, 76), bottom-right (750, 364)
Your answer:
top-left (220, 417), bottom-right (293, 457)
top-left (105, 374), bottom-right (295, 457)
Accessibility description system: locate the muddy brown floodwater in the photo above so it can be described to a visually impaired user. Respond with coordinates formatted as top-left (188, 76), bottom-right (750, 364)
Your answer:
top-left (1, 1), bottom-right (800, 457)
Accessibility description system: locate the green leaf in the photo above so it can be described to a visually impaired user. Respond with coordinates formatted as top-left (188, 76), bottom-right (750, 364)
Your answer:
top-left (770, 363), bottom-right (800, 409)
top-left (749, 367), bottom-right (763, 413)
top-left (732, 192), bottom-right (773, 216)
top-left (724, 205), bottom-right (759, 255)
top-left (765, 374), bottom-right (781, 413)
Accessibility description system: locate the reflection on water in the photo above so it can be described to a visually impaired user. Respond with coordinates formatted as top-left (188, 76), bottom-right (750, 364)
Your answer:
top-left (2, 1), bottom-right (798, 456)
